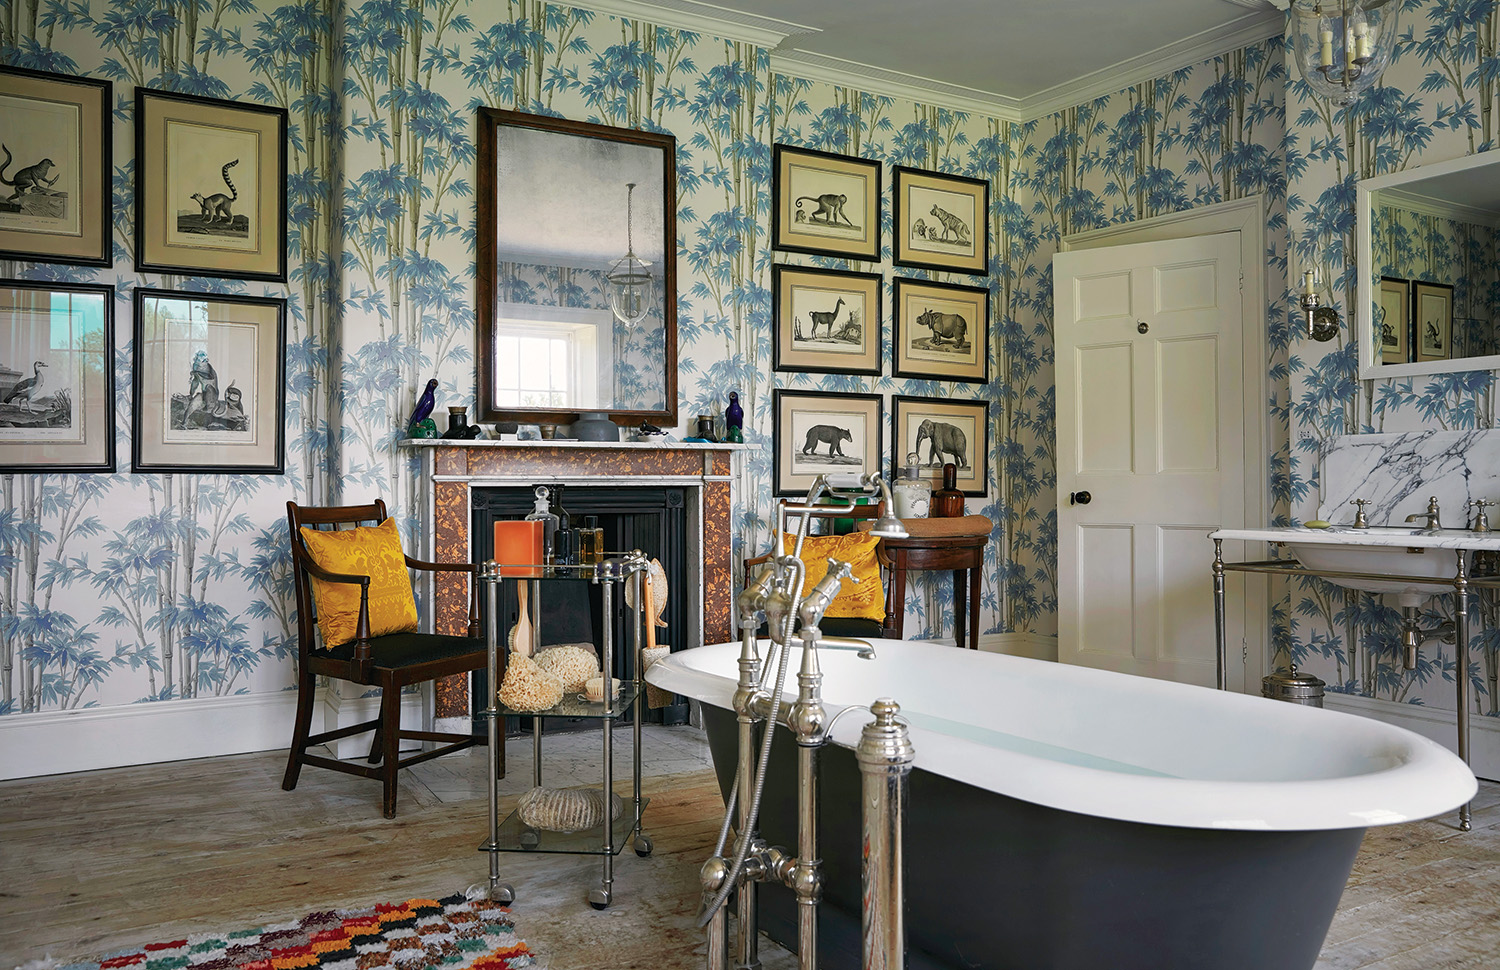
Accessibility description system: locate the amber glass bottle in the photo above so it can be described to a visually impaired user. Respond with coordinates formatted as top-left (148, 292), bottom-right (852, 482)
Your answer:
top-left (931, 463), bottom-right (964, 517)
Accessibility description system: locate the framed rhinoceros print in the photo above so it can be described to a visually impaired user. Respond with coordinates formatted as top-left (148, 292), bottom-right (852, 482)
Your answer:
top-left (892, 395), bottom-right (989, 497)
top-left (893, 277), bottom-right (988, 383)
top-left (893, 166), bottom-right (988, 274)
top-left (772, 388), bottom-right (883, 497)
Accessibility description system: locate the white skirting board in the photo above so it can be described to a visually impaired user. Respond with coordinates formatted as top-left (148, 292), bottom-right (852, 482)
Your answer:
top-left (976, 632), bottom-right (1059, 661)
top-left (1322, 692), bottom-right (1500, 782)
top-left (0, 687), bottom-right (426, 780)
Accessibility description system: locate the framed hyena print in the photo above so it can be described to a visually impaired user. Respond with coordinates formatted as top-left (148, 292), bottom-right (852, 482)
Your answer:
top-left (772, 388), bottom-right (883, 497)
top-left (772, 145), bottom-right (882, 262)
top-left (773, 264), bottom-right (883, 376)
top-left (135, 89), bottom-right (287, 282)
top-left (893, 166), bottom-right (989, 275)
top-left (0, 67), bottom-right (111, 267)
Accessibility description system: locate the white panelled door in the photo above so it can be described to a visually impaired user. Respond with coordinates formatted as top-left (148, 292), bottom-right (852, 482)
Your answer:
top-left (1054, 232), bottom-right (1245, 687)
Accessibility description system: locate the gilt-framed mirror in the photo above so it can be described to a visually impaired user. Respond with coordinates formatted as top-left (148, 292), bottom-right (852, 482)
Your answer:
top-left (476, 108), bottom-right (677, 426)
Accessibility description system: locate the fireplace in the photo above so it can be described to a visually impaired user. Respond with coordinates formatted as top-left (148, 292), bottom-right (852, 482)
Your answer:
top-left (410, 439), bottom-right (746, 728)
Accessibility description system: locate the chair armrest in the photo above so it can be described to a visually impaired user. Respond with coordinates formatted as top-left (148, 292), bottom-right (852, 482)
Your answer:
top-left (295, 546), bottom-right (372, 588)
top-left (404, 555), bottom-right (478, 574)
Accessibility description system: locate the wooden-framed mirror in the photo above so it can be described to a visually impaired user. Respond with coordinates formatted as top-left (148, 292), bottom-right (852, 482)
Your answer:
top-left (476, 108), bottom-right (677, 427)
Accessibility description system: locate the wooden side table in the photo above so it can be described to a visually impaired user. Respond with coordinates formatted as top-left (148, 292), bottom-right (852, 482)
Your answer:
top-left (879, 532), bottom-right (987, 649)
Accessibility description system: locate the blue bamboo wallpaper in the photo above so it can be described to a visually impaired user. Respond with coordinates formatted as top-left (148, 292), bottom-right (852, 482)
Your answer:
top-left (2, 0), bottom-right (1498, 736)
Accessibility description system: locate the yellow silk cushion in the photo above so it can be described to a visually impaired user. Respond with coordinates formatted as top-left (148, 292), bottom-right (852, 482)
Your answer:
top-left (781, 531), bottom-right (885, 621)
top-left (299, 517), bottom-right (419, 648)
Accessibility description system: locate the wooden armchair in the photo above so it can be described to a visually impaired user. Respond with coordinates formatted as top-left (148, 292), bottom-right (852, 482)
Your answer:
top-left (282, 499), bottom-right (495, 818)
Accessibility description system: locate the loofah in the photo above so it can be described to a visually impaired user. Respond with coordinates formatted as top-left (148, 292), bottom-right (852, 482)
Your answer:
top-left (497, 654), bottom-right (563, 712)
top-left (533, 644), bottom-right (599, 693)
top-left (640, 645), bottom-right (673, 709)
top-left (517, 785), bottom-right (624, 833)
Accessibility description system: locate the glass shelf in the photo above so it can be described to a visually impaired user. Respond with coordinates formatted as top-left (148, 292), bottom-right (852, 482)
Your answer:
top-left (491, 556), bottom-right (645, 583)
top-left (494, 680), bottom-right (641, 720)
top-left (479, 797), bottom-right (650, 855)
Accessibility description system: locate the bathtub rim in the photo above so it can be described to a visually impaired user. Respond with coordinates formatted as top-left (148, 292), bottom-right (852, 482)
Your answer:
top-left (647, 638), bottom-right (1477, 832)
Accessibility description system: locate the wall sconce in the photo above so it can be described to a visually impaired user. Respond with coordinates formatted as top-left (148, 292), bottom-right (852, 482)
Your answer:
top-left (1289, 0), bottom-right (1400, 105)
top-left (1297, 266), bottom-right (1340, 342)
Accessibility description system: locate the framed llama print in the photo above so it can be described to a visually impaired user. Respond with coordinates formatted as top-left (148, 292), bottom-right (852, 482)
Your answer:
top-left (772, 389), bottom-right (883, 496)
top-left (891, 395), bottom-right (989, 497)
top-left (773, 264), bottom-right (883, 376)
top-left (893, 166), bottom-right (988, 275)
top-left (772, 145), bottom-right (881, 261)
top-left (0, 278), bottom-right (115, 473)
top-left (132, 287), bottom-right (286, 474)
top-left (893, 277), bottom-right (988, 382)
top-left (135, 89), bottom-right (287, 282)
top-left (1413, 280), bottom-right (1454, 363)
top-left (1377, 276), bottom-right (1409, 365)
top-left (0, 67), bottom-right (111, 266)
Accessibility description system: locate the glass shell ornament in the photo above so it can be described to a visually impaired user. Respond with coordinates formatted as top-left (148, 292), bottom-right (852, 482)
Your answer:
top-left (891, 452), bottom-right (932, 519)
top-left (606, 182), bottom-right (656, 329)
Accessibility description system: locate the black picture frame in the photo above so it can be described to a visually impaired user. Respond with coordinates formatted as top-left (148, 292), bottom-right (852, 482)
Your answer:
top-left (0, 66), bottom-right (112, 267)
top-left (1412, 280), bottom-right (1455, 363)
top-left (772, 144), bottom-right (883, 262)
top-left (892, 276), bottom-right (989, 383)
top-left (891, 394), bottom-right (989, 497)
top-left (135, 88), bottom-right (288, 282)
top-left (132, 286), bottom-right (286, 474)
top-left (772, 388), bottom-right (884, 497)
top-left (893, 165), bottom-right (990, 275)
top-left (0, 278), bottom-right (115, 473)
top-left (772, 264), bottom-right (884, 376)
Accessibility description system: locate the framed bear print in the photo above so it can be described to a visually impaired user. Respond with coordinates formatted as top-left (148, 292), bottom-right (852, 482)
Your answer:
top-left (893, 165), bottom-right (989, 275)
top-left (891, 394), bottom-right (989, 497)
top-left (772, 145), bottom-right (882, 261)
top-left (135, 88), bottom-right (287, 282)
top-left (772, 388), bottom-right (883, 496)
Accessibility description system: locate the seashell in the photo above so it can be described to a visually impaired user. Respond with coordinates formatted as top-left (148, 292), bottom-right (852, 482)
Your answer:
top-left (624, 557), bottom-right (669, 628)
top-left (517, 786), bottom-right (623, 833)
top-left (534, 644), bottom-right (599, 693)
top-left (497, 653), bottom-right (563, 712)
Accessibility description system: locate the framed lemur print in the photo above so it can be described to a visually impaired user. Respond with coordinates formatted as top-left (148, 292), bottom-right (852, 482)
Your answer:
top-left (135, 89), bottom-right (287, 282)
top-left (772, 145), bottom-right (882, 262)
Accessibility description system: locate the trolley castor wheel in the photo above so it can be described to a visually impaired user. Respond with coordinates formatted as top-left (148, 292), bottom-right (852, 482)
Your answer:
top-left (490, 883), bottom-right (515, 904)
top-left (634, 833), bottom-right (654, 857)
top-left (588, 887), bottom-right (611, 910)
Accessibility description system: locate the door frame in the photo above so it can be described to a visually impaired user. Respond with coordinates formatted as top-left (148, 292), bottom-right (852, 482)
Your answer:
top-left (1058, 195), bottom-right (1269, 694)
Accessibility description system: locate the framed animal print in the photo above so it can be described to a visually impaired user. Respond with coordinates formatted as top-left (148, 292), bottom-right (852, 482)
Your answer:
top-left (0, 67), bottom-right (111, 267)
top-left (772, 145), bottom-right (882, 262)
top-left (772, 388), bottom-right (883, 497)
top-left (1378, 276), bottom-right (1410, 365)
top-left (893, 166), bottom-right (989, 275)
top-left (1413, 280), bottom-right (1454, 363)
top-left (891, 395), bottom-right (989, 497)
top-left (0, 278), bottom-right (115, 473)
top-left (135, 89), bottom-right (287, 282)
top-left (132, 287), bottom-right (286, 474)
top-left (893, 277), bottom-right (988, 382)
top-left (773, 264), bottom-right (883, 376)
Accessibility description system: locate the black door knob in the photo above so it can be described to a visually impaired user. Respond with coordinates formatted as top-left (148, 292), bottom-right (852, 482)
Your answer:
top-left (1070, 490), bottom-right (1092, 505)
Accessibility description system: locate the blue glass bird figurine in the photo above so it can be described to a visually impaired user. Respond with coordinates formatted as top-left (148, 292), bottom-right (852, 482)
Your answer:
top-left (407, 378), bottom-right (438, 432)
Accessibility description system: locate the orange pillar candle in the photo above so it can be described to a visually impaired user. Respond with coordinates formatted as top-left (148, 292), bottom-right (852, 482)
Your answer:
top-left (493, 519), bottom-right (544, 577)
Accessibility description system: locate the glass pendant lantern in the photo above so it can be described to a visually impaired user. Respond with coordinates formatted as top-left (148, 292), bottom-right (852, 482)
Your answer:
top-left (1289, 0), bottom-right (1400, 106)
top-left (606, 182), bottom-right (656, 329)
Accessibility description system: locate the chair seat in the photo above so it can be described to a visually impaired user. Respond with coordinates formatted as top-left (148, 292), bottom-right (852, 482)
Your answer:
top-left (319, 631), bottom-right (485, 669)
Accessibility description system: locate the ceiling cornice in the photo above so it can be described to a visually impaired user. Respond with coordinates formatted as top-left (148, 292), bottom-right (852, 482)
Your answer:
top-left (573, 0), bottom-right (817, 49)
top-left (768, 49), bottom-right (1025, 123)
top-left (1379, 187), bottom-right (1500, 229)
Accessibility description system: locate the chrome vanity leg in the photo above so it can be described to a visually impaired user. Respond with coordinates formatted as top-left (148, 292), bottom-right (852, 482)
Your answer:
top-left (1455, 552), bottom-right (1473, 832)
top-left (593, 577), bottom-right (616, 909)
top-left (1213, 538), bottom-right (1227, 691)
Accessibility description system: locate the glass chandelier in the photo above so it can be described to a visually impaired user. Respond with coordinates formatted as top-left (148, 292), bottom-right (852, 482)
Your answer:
top-left (606, 182), bottom-right (656, 329)
top-left (1289, 0), bottom-right (1400, 105)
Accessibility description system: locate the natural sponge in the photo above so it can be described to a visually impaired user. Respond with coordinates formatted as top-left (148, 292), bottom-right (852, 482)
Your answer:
top-left (533, 644), bottom-right (599, 693)
top-left (498, 653), bottom-right (563, 712)
top-left (517, 786), bottom-right (623, 833)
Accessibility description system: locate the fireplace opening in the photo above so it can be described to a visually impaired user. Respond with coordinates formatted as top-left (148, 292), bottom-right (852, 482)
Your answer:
top-left (470, 485), bottom-right (691, 734)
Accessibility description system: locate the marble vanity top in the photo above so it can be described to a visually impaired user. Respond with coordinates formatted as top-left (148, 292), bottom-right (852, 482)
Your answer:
top-left (1211, 526), bottom-right (1500, 552)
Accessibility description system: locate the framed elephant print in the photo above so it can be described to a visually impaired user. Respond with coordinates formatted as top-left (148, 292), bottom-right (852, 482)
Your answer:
top-left (893, 165), bottom-right (988, 275)
top-left (772, 388), bottom-right (883, 497)
top-left (892, 395), bottom-right (989, 497)
top-left (893, 277), bottom-right (988, 382)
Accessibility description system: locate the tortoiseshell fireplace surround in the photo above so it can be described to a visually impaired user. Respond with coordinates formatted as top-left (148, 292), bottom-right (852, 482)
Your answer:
top-left (410, 439), bottom-right (747, 723)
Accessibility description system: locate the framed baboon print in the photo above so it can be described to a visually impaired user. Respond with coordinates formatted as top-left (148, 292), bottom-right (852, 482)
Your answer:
top-left (893, 166), bottom-right (989, 275)
top-left (772, 145), bottom-right (882, 262)
top-left (891, 394), bottom-right (989, 497)
top-left (772, 388), bottom-right (883, 496)
top-left (135, 88), bottom-right (287, 282)
top-left (773, 265), bottom-right (883, 376)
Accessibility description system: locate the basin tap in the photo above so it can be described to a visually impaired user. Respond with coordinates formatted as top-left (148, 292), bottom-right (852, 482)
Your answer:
top-left (1350, 498), bottom-right (1370, 528)
top-left (1404, 496), bottom-right (1442, 531)
top-left (1468, 499), bottom-right (1493, 533)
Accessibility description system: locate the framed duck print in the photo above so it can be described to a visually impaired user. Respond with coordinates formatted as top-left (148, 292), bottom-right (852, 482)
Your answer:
top-left (772, 389), bottom-right (883, 496)
top-left (0, 279), bottom-right (115, 473)
top-left (893, 165), bottom-right (989, 275)
top-left (893, 277), bottom-right (988, 382)
top-left (773, 264), bottom-right (883, 376)
top-left (0, 67), bottom-right (111, 267)
top-left (772, 145), bottom-right (881, 261)
top-left (132, 287), bottom-right (286, 474)
top-left (135, 89), bottom-right (287, 282)
top-left (891, 394), bottom-right (989, 497)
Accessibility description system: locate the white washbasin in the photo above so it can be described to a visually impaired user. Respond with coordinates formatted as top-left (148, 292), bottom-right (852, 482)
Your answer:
top-left (1286, 534), bottom-right (1467, 600)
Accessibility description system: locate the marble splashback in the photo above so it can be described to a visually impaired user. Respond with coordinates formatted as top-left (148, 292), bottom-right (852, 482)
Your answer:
top-left (1316, 430), bottom-right (1500, 526)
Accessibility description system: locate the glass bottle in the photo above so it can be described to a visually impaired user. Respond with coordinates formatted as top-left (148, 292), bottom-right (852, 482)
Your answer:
top-left (931, 462), bottom-right (964, 518)
top-left (891, 452), bottom-right (932, 519)
top-left (550, 483), bottom-right (574, 564)
top-left (581, 515), bottom-right (604, 563)
top-left (525, 485), bottom-right (559, 563)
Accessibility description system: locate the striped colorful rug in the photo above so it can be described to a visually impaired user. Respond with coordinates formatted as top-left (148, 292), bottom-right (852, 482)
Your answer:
top-left (54, 893), bottom-right (533, 970)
